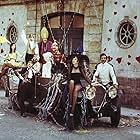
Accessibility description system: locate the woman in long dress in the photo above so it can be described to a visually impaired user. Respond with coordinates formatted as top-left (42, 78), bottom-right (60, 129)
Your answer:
top-left (0, 43), bottom-right (25, 78)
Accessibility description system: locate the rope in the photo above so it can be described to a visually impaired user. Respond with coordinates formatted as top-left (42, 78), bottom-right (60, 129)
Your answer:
top-left (40, 0), bottom-right (55, 41)
top-left (40, 0), bottom-right (78, 49)
top-left (34, 0), bottom-right (38, 99)
top-left (59, 0), bottom-right (78, 48)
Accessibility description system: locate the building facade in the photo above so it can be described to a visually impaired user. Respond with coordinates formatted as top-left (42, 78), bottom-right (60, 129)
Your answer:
top-left (0, 0), bottom-right (140, 108)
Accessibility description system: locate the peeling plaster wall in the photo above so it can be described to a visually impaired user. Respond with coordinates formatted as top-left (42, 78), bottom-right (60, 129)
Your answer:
top-left (102, 0), bottom-right (140, 78)
top-left (0, 5), bottom-right (27, 64)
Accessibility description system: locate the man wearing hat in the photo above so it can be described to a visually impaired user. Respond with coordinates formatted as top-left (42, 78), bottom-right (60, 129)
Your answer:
top-left (36, 27), bottom-right (53, 78)
top-left (37, 27), bottom-right (52, 64)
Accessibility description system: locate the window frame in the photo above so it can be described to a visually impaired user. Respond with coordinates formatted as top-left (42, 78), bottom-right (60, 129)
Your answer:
top-left (6, 21), bottom-right (18, 43)
top-left (115, 17), bottom-right (137, 49)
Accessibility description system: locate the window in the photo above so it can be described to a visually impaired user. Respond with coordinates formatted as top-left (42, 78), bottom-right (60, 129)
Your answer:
top-left (7, 22), bottom-right (18, 43)
top-left (115, 17), bottom-right (137, 49)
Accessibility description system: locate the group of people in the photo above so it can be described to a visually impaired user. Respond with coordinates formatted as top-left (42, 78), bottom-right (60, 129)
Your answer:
top-left (66, 53), bottom-right (118, 130)
top-left (0, 27), bottom-right (118, 130)
top-left (0, 30), bottom-right (65, 80)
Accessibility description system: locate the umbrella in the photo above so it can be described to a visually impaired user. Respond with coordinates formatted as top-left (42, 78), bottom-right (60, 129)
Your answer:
top-left (0, 36), bottom-right (10, 44)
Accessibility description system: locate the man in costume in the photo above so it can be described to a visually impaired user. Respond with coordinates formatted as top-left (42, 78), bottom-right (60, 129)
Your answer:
top-left (36, 27), bottom-right (53, 78)
top-left (37, 27), bottom-right (52, 64)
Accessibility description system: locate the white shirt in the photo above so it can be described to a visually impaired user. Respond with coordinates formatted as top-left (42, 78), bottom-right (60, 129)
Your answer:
top-left (21, 30), bottom-right (36, 54)
top-left (92, 62), bottom-right (118, 85)
top-left (28, 62), bottom-right (41, 78)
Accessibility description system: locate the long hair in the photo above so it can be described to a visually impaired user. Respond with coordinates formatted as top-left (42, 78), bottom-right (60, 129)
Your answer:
top-left (67, 54), bottom-right (91, 84)
top-left (9, 43), bottom-right (16, 53)
top-left (69, 55), bottom-right (80, 69)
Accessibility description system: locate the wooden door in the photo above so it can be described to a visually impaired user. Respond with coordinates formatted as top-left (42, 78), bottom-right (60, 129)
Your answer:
top-left (67, 29), bottom-right (83, 55)
top-left (43, 12), bottom-right (84, 55)
top-left (49, 28), bottom-right (83, 55)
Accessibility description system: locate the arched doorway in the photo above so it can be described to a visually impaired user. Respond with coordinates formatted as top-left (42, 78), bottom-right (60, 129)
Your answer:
top-left (41, 12), bottom-right (84, 55)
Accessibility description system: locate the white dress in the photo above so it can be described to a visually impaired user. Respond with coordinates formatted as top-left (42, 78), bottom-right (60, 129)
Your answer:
top-left (42, 52), bottom-right (54, 78)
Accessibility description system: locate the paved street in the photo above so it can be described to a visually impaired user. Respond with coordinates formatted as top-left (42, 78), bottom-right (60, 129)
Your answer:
top-left (0, 89), bottom-right (140, 140)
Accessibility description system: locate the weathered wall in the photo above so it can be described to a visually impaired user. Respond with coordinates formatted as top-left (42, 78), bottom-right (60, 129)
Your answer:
top-left (0, 0), bottom-right (104, 68)
top-left (34, 0), bottom-right (104, 68)
top-left (0, 4), bottom-right (27, 64)
top-left (118, 77), bottom-right (140, 109)
top-left (102, 0), bottom-right (140, 108)
top-left (102, 0), bottom-right (140, 78)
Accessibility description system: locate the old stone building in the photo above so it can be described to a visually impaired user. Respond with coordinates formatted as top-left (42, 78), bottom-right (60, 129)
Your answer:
top-left (0, 0), bottom-right (140, 108)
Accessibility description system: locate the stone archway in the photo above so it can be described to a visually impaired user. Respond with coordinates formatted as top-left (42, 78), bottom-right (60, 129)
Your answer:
top-left (41, 12), bottom-right (84, 55)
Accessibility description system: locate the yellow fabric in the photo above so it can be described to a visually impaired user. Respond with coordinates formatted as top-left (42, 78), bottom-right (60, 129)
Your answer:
top-left (41, 27), bottom-right (49, 39)
top-left (0, 36), bottom-right (9, 44)
top-left (7, 52), bottom-right (17, 60)
top-left (4, 52), bottom-right (24, 67)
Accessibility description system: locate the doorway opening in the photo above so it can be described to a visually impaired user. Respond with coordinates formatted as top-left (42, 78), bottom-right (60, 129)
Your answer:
top-left (41, 12), bottom-right (84, 55)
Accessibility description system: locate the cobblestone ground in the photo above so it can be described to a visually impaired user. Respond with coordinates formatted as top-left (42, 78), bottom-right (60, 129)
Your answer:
top-left (1, 97), bottom-right (140, 130)
top-left (0, 95), bottom-right (140, 140)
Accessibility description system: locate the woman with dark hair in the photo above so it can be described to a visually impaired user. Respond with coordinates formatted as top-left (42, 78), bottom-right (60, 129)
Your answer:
top-left (67, 54), bottom-right (91, 129)
top-left (0, 43), bottom-right (24, 78)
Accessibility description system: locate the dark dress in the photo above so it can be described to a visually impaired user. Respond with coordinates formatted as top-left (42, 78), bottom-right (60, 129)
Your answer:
top-left (70, 73), bottom-right (81, 85)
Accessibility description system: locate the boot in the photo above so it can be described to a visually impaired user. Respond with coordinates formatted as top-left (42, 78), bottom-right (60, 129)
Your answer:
top-left (68, 105), bottom-right (72, 114)
top-left (67, 113), bottom-right (74, 130)
top-left (66, 105), bottom-right (74, 130)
